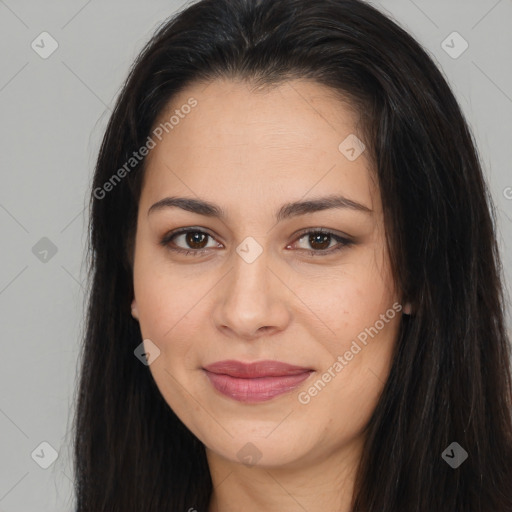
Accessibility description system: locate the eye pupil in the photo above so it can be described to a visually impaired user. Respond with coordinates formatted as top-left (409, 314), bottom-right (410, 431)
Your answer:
top-left (186, 231), bottom-right (208, 249)
top-left (309, 233), bottom-right (330, 250)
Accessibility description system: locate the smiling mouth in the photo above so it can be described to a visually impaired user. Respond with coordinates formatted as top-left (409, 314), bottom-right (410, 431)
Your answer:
top-left (202, 360), bottom-right (314, 403)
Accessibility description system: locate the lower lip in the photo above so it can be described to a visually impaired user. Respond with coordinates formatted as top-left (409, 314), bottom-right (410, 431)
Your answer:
top-left (203, 370), bottom-right (313, 403)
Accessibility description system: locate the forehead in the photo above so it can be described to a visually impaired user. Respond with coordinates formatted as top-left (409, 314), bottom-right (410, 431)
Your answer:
top-left (141, 78), bottom-right (378, 215)
top-left (151, 78), bottom-right (362, 152)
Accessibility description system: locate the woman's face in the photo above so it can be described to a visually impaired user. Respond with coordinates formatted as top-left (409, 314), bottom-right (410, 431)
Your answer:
top-left (131, 78), bottom-right (406, 470)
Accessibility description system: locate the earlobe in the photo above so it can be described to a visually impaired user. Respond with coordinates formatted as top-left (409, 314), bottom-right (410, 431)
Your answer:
top-left (403, 302), bottom-right (412, 315)
top-left (131, 299), bottom-right (139, 321)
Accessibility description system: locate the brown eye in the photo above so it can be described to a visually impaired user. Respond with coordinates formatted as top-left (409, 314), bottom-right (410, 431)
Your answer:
top-left (307, 232), bottom-right (332, 250)
top-left (291, 229), bottom-right (353, 256)
top-left (160, 228), bottom-right (220, 256)
top-left (184, 231), bottom-right (209, 249)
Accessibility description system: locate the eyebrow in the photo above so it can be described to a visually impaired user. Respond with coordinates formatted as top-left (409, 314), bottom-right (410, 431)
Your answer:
top-left (147, 194), bottom-right (372, 221)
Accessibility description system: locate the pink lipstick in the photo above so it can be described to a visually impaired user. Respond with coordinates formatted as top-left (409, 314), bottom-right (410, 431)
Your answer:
top-left (203, 360), bottom-right (314, 403)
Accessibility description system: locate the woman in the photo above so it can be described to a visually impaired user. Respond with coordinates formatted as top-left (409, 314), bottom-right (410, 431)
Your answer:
top-left (74, 0), bottom-right (512, 510)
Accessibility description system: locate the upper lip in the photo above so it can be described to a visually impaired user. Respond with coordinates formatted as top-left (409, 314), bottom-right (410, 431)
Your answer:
top-left (203, 360), bottom-right (313, 378)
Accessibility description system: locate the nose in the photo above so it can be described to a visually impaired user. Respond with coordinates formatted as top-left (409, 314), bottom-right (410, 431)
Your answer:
top-left (211, 243), bottom-right (292, 341)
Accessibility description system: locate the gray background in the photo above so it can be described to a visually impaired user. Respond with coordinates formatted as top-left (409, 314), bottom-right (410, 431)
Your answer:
top-left (0, 1), bottom-right (511, 510)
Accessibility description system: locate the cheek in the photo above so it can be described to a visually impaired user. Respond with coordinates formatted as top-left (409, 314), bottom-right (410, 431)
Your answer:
top-left (325, 277), bottom-right (400, 369)
top-left (133, 240), bottom-right (188, 332)
top-left (298, 259), bottom-right (400, 400)
top-left (306, 313), bottom-right (400, 439)
top-left (299, 260), bottom-right (395, 344)
top-left (133, 260), bottom-right (218, 364)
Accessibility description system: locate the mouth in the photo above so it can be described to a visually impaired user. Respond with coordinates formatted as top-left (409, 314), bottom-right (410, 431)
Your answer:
top-left (202, 360), bottom-right (314, 403)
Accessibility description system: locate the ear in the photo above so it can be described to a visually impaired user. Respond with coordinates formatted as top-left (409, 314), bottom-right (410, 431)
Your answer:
top-left (403, 302), bottom-right (412, 315)
top-left (131, 299), bottom-right (139, 320)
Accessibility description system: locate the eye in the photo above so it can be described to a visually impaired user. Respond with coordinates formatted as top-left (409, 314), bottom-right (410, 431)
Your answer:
top-left (160, 228), bottom-right (220, 256)
top-left (288, 228), bottom-right (354, 256)
top-left (160, 227), bottom-right (354, 257)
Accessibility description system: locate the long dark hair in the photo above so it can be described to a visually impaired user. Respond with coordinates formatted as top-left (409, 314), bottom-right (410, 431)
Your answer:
top-left (73, 0), bottom-right (512, 510)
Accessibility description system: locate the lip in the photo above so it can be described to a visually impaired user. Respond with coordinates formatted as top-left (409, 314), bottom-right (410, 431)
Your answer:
top-left (203, 360), bottom-right (314, 403)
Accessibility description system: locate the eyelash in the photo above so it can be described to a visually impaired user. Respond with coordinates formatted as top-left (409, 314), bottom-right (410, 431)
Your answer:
top-left (159, 227), bottom-right (354, 258)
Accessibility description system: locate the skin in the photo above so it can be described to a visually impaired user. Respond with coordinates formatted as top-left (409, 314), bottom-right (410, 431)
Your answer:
top-left (131, 78), bottom-right (411, 512)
